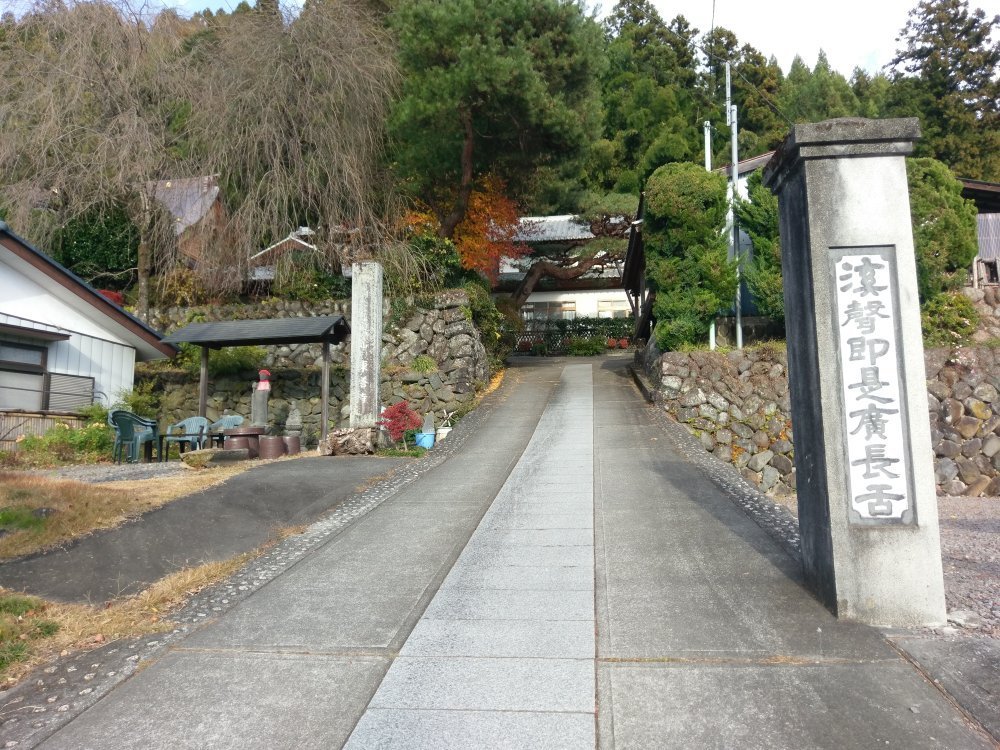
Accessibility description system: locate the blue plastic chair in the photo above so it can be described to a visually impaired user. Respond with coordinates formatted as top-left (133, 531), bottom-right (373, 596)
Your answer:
top-left (209, 414), bottom-right (245, 433)
top-left (163, 416), bottom-right (211, 453)
top-left (108, 410), bottom-right (159, 463)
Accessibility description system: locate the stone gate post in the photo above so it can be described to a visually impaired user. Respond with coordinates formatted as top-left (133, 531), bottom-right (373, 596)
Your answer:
top-left (763, 118), bottom-right (946, 626)
top-left (349, 261), bottom-right (383, 430)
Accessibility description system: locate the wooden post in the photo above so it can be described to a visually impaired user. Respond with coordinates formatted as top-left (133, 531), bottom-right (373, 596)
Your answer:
top-left (199, 346), bottom-right (209, 418)
top-left (321, 340), bottom-right (331, 442)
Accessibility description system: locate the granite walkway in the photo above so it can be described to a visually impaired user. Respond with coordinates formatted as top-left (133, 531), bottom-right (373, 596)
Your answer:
top-left (20, 358), bottom-right (996, 749)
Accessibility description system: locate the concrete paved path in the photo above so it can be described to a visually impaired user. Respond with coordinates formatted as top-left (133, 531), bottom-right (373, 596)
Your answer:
top-left (29, 358), bottom-right (994, 749)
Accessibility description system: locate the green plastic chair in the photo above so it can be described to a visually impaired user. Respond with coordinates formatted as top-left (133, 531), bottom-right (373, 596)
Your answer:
top-left (163, 416), bottom-right (211, 453)
top-left (108, 410), bottom-right (159, 463)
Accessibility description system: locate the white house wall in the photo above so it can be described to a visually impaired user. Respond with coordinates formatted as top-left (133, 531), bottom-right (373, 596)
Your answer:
top-left (521, 288), bottom-right (630, 318)
top-left (0, 309), bottom-right (137, 408)
top-left (0, 258), bottom-right (133, 344)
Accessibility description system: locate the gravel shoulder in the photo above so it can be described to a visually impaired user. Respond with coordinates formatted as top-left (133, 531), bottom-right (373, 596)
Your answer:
top-left (769, 492), bottom-right (1000, 637)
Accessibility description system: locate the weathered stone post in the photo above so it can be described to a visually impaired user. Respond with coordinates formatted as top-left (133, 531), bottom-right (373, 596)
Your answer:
top-left (349, 261), bottom-right (383, 430)
top-left (763, 118), bottom-right (946, 626)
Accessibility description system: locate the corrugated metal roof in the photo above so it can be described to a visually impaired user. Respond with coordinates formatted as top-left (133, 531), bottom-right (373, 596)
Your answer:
top-left (162, 315), bottom-right (349, 348)
top-left (979, 213), bottom-right (1000, 260)
top-left (151, 176), bottom-right (220, 236)
top-left (515, 215), bottom-right (594, 243)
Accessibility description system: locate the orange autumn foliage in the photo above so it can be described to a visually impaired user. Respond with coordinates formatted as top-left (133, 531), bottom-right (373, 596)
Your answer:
top-left (452, 177), bottom-right (529, 283)
top-left (401, 208), bottom-right (439, 237)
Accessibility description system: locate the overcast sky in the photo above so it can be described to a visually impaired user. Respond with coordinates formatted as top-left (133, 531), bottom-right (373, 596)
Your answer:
top-left (167, 0), bottom-right (1000, 76)
top-left (13, 0), bottom-right (998, 78)
top-left (644, 0), bottom-right (1000, 75)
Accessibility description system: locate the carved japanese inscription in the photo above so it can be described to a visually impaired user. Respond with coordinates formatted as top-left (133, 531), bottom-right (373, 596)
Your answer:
top-left (833, 247), bottom-right (914, 525)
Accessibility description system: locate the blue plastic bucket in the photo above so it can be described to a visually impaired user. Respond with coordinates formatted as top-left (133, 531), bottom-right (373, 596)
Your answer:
top-left (414, 432), bottom-right (435, 449)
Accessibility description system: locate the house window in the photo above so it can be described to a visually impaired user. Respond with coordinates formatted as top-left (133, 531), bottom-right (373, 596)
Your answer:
top-left (522, 301), bottom-right (576, 329)
top-left (0, 341), bottom-right (46, 411)
top-left (598, 299), bottom-right (632, 319)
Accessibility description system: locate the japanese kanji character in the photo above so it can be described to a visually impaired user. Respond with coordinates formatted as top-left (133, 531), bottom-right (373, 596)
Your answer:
top-left (851, 444), bottom-right (901, 479)
top-left (854, 484), bottom-right (904, 517)
top-left (841, 300), bottom-right (891, 334)
top-left (849, 403), bottom-right (899, 441)
top-left (848, 366), bottom-right (894, 404)
top-left (839, 257), bottom-right (887, 297)
top-left (847, 337), bottom-right (890, 365)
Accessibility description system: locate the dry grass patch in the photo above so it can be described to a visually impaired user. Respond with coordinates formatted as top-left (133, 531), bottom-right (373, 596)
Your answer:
top-left (0, 465), bottom-right (246, 559)
top-left (1, 550), bottom-right (259, 686)
top-left (480, 370), bottom-right (505, 399)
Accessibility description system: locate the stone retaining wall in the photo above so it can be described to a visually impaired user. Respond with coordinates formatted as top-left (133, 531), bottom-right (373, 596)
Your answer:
top-left (638, 343), bottom-right (1000, 497)
top-left (379, 290), bottom-right (489, 419)
top-left (964, 286), bottom-right (1000, 343)
top-left (143, 291), bottom-right (489, 444)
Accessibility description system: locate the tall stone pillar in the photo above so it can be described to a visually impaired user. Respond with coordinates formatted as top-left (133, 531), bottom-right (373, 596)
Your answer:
top-left (763, 118), bottom-right (946, 626)
top-left (349, 261), bottom-right (383, 429)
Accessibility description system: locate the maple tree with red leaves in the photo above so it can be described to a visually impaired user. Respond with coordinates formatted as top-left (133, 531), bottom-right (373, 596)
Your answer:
top-left (377, 401), bottom-right (423, 445)
top-left (451, 176), bottom-right (530, 283)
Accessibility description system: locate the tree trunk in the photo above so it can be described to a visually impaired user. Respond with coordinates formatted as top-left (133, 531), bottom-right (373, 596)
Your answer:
top-left (135, 192), bottom-right (152, 322)
top-left (510, 255), bottom-right (608, 309)
top-left (438, 109), bottom-right (475, 239)
top-left (136, 237), bottom-right (150, 321)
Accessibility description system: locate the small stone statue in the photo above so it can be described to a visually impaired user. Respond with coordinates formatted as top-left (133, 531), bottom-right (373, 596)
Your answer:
top-left (251, 369), bottom-right (271, 428)
top-left (285, 403), bottom-right (303, 437)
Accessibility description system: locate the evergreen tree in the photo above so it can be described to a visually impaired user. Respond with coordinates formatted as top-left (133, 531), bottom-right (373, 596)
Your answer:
top-left (780, 51), bottom-right (860, 123)
top-left (888, 0), bottom-right (1000, 180)
top-left (906, 157), bottom-right (980, 300)
top-left (389, 0), bottom-right (604, 237)
top-left (597, 2), bottom-right (697, 192)
top-left (734, 170), bottom-right (783, 322)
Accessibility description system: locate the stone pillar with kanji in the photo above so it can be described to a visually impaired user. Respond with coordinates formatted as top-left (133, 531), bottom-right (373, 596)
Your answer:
top-left (349, 261), bottom-right (383, 430)
top-left (763, 118), bottom-right (946, 626)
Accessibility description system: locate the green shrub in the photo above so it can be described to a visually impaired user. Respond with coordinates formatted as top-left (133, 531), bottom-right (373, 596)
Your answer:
top-left (171, 344), bottom-right (267, 378)
top-left (12, 419), bottom-right (114, 467)
top-left (737, 170), bottom-right (784, 322)
top-left (907, 158), bottom-right (979, 301)
top-left (411, 354), bottom-right (437, 373)
top-left (464, 280), bottom-right (515, 372)
top-left (204, 346), bottom-right (268, 377)
top-left (644, 162), bottom-right (736, 351)
top-left (113, 381), bottom-right (160, 418)
top-left (922, 292), bottom-right (979, 346)
top-left (272, 260), bottom-right (351, 302)
top-left (566, 336), bottom-right (606, 356)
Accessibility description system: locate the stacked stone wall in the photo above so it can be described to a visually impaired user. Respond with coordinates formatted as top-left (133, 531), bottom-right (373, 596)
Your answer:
top-left (964, 286), bottom-right (1000, 343)
top-left (639, 343), bottom-right (1000, 497)
top-left (142, 291), bottom-right (489, 444)
top-left (379, 289), bottom-right (490, 420)
top-left (644, 346), bottom-right (797, 497)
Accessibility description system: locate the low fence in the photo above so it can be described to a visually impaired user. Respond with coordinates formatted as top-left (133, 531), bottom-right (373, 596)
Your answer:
top-left (509, 318), bottom-right (633, 355)
top-left (0, 411), bottom-right (86, 452)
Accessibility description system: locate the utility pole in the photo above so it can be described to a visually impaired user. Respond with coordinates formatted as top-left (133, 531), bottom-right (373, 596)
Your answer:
top-left (705, 120), bottom-right (716, 350)
top-left (726, 62), bottom-right (743, 349)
